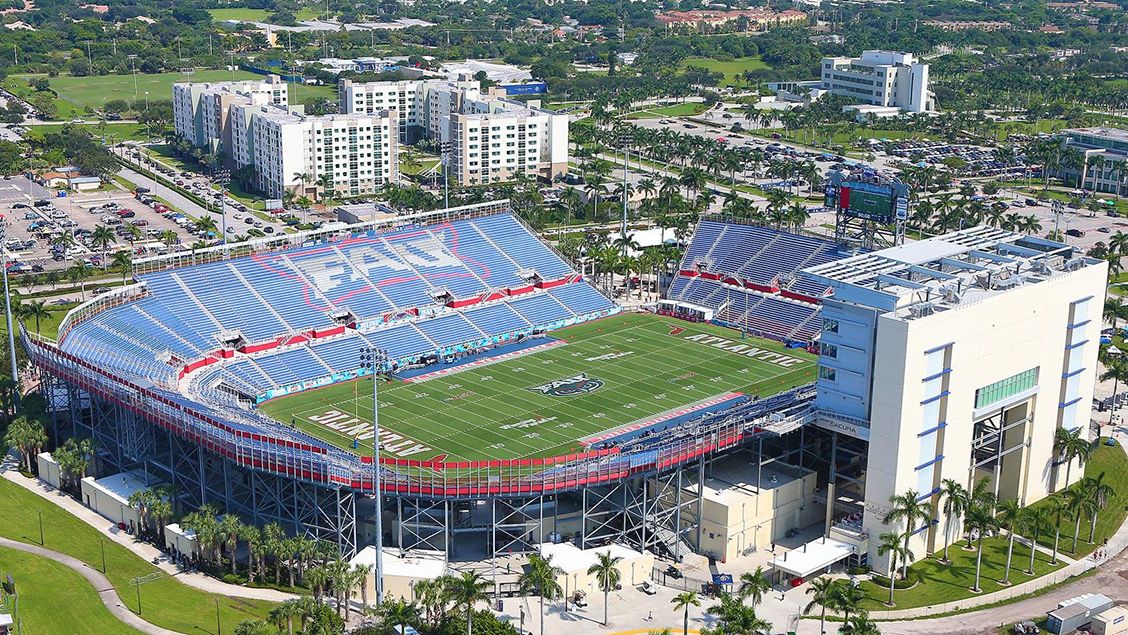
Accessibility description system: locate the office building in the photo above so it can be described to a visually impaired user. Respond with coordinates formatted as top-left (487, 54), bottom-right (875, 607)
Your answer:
top-left (819, 51), bottom-right (934, 113)
top-left (805, 227), bottom-right (1105, 569)
top-left (1057, 128), bottom-right (1128, 196)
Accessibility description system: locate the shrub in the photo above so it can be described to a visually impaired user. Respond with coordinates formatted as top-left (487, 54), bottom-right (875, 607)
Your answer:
top-left (871, 569), bottom-right (920, 589)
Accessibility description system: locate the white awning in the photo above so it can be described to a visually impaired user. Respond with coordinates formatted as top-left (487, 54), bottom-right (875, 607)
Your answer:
top-left (770, 537), bottom-right (856, 579)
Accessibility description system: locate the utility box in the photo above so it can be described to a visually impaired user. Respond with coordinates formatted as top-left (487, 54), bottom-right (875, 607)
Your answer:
top-left (1046, 594), bottom-right (1113, 634)
top-left (1092, 606), bottom-right (1128, 635)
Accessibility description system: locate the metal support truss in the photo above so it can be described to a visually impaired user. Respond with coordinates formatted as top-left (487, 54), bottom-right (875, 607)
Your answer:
top-left (398, 497), bottom-right (450, 555)
top-left (491, 496), bottom-right (543, 556)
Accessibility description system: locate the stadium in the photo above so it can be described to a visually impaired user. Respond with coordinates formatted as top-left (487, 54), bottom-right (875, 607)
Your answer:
top-left (23, 197), bottom-right (1108, 582)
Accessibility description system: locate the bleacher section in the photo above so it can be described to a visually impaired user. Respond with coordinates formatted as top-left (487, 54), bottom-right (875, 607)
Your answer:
top-left (57, 212), bottom-right (618, 397)
top-left (667, 220), bottom-right (846, 342)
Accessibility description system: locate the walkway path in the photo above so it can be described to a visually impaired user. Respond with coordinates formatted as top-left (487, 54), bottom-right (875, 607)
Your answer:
top-left (0, 455), bottom-right (297, 602)
top-left (0, 536), bottom-right (182, 635)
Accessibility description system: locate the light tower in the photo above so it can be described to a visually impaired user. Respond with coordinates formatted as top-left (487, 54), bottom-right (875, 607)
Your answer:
top-left (358, 346), bottom-right (389, 607)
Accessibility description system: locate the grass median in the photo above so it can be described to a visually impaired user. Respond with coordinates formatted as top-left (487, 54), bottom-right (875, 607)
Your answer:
top-left (0, 476), bottom-right (276, 633)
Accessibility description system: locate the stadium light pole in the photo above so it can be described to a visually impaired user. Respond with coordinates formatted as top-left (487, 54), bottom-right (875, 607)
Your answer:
top-left (359, 346), bottom-right (388, 608)
top-left (440, 141), bottom-right (452, 209)
top-left (0, 216), bottom-right (19, 385)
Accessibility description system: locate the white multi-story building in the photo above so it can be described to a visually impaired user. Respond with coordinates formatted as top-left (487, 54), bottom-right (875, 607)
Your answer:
top-left (1056, 127), bottom-right (1128, 196)
top-left (804, 227), bottom-right (1105, 569)
top-left (819, 51), bottom-right (934, 113)
top-left (173, 75), bottom-right (398, 198)
top-left (172, 75), bottom-right (288, 152)
top-left (235, 105), bottom-right (398, 199)
top-left (340, 78), bottom-right (569, 185)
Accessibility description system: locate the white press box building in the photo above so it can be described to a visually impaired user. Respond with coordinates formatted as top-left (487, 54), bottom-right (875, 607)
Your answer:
top-left (804, 227), bottom-right (1105, 569)
top-left (173, 75), bottom-right (399, 199)
top-left (340, 77), bottom-right (569, 185)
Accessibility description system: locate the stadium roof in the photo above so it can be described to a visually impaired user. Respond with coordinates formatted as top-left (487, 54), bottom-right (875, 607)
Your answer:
top-left (802, 226), bottom-right (1096, 317)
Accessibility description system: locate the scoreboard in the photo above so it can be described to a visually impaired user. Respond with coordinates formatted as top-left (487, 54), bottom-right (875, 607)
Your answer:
top-left (824, 171), bottom-right (910, 225)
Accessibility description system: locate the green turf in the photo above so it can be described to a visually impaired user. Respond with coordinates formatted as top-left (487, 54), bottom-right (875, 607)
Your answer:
top-left (208, 7), bottom-right (272, 21)
top-left (23, 122), bottom-right (155, 143)
top-left (0, 477), bottom-right (276, 632)
top-left (680, 56), bottom-right (769, 85)
top-left (0, 546), bottom-right (143, 635)
top-left (626, 102), bottom-right (709, 119)
top-left (1028, 438), bottom-right (1128, 558)
top-left (6, 71), bottom-right (263, 111)
top-left (259, 313), bottom-right (816, 462)
top-left (860, 533), bottom-right (1066, 611)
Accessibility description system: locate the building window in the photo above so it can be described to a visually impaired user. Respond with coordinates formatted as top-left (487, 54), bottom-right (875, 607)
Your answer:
top-left (820, 343), bottom-right (838, 359)
top-left (974, 368), bottom-right (1038, 409)
top-left (823, 318), bottom-right (839, 334)
top-left (819, 367), bottom-right (837, 382)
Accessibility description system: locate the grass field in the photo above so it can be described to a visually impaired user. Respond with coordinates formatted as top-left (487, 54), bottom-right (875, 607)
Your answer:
top-left (680, 56), bottom-right (768, 85)
top-left (1029, 439), bottom-right (1128, 557)
top-left (626, 102), bottom-right (709, 119)
top-left (24, 122), bottom-right (154, 143)
top-left (0, 477), bottom-right (275, 633)
top-left (0, 546), bottom-right (142, 635)
top-left (260, 313), bottom-right (816, 462)
top-left (207, 7), bottom-right (271, 21)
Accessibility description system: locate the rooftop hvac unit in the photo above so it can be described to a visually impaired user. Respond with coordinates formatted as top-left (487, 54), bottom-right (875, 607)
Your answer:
top-left (909, 302), bottom-right (934, 318)
top-left (1047, 255), bottom-right (1065, 269)
top-left (943, 287), bottom-right (961, 304)
top-left (1064, 257), bottom-right (1086, 271)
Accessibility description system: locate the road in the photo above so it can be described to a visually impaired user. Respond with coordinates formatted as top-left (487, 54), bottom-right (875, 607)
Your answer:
top-left (117, 166), bottom-right (210, 220)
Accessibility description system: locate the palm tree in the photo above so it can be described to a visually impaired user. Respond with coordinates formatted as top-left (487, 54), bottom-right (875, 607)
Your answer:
top-left (195, 215), bottom-right (219, 238)
top-left (706, 592), bottom-right (771, 635)
top-left (66, 264), bottom-right (92, 301)
top-left (4, 416), bottom-right (47, 471)
top-left (111, 251), bottom-right (132, 285)
top-left (1082, 473), bottom-right (1116, 544)
top-left (803, 577), bottom-right (837, 634)
top-left (89, 225), bottom-right (117, 269)
top-left (671, 591), bottom-right (700, 635)
top-left (737, 566), bottom-right (770, 608)
top-left (293, 171), bottom-right (312, 200)
top-left (834, 583), bottom-right (866, 625)
top-left (519, 553), bottom-right (563, 635)
top-left (1020, 505), bottom-right (1053, 575)
top-left (21, 300), bottom-right (50, 334)
top-left (372, 597), bottom-right (423, 632)
top-left (939, 479), bottom-right (969, 563)
top-left (840, 614), bottom-right (882, 635)
top-left (964, 502), bottom-right (1000, 593)
top-left (882, 490), bottom-right (931, 580)
top-left (414, 578), bottom-right (447, 628)
top-left (996, 499), bottom-right (1022, 585)
top-left (876, 531), bottom-right (912, 606)
top-left (1054, 427), bottom-right (1093, 492)
top-left (444, 571), bottom-right (490, 635)
top-left (587, 550), bottom-right (622, 626)
top-left (219, 514), bottom-right (244, 576)
top-left (159, 229), bottom-right (179, 248)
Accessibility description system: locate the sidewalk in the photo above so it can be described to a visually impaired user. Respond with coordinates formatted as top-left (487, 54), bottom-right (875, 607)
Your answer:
top-left (0, 536), bottom-right (182, 635)
top-left (0, 454), bottom-right (297, 603)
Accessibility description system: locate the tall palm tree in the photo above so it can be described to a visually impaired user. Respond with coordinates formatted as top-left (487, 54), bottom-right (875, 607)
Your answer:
top-left (587, 551), bottom-right (622, 626)
top-left (803, 577), bottom-right (837, 634)
top-left (876, 531), bottom-right (912, 606)
top-left (939, 479), bottom-right (969, 563)
top-left (519, 553), bottom-right (563, 635)
top-left (21, 300), bottom-right (50, 334)
top-left (671, 591), bottom-right (700, 635)
top-left (1019, 505), bottom-right (1052, 575)
top-left (1054, 427), bottom-right (1093, 492)
top-left (707, 592), bottom-right (772, 635)
top-left (111, 251), bottom-right (132, 285)
top-left (444, 571), bottom-right (490, 635)
top-left (4, 416), bottom-right (47, 471)
top-left (996, 499), bottom-right (1022, 585)
top-left (882, 490), bottom-right (931, 580)
top-left (1082, 473), bottom-right (1116, 544)
top-left (89, 224), bottom-right (117, 270)
top-left (737, 566), bottom-right (770, 608)
top-left (964, 502), bottom-right (1000, 593)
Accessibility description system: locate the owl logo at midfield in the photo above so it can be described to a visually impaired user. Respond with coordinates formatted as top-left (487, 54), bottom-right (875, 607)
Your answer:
top-left (528, 373), bottom-right (605, 397)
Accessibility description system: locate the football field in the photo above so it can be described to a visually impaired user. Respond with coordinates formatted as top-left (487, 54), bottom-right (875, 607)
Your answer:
top-left (258, 313), bottom-right (816, 463)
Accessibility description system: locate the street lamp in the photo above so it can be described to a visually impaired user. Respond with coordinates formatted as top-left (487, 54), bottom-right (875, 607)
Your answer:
top-left (358, 346), bottom-right (389, 608)
top-left (440, 141), bottom-right (453, 209)
top-left (214, 169), bottom-right (231, 244)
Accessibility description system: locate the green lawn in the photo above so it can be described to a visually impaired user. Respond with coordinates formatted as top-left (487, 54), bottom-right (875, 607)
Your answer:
top-left (260, 313), bottom-right (816, 462)
top-left (0, 477), bottom-right (276, 633)
top-left (861, 534), bottom-right (1066, 611)
top-left (208, 7), bottom-right (271, 21)
top-left (0, 546), bottom-right (142, 635)
top-left (680, 56), bottom-right (768, 86)
top-left (626, 102), bottom-right (709, 119)
top-left (994, 119), bottom-right (1069, 141)
top-left (0, 305), bottom-right (72, 341)
top-left (23, 122), bottom-right (155, 143)
top-left (6, 71), bottom-right (263, 112)
top-left (1028, 438), bottom-right (1128, 558)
